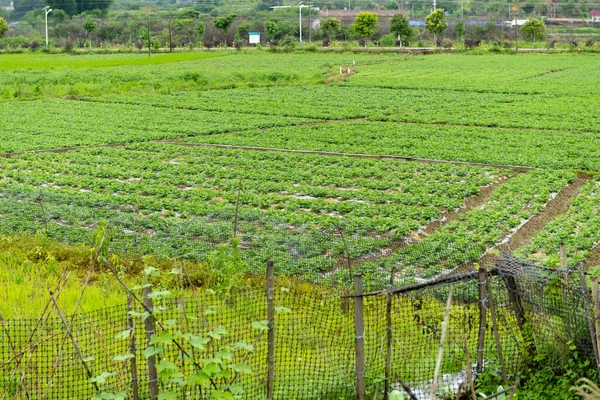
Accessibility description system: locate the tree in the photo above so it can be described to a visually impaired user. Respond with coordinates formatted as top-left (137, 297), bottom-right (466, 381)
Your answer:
top-left (197, 22), bottom-right (205, 46)
top-left (425, 8), bottom-right (448, 47)
top-left (213, 13), bottom-right (236, 47)
top-left (455, 20), bottom-right (465, 43)
top-left (83, 16), bottom-right (96, 50)
top-left (0, 17), bottom-right (7, 39)
top-left (390, 13), bottom-right (413, 47)
top-left (321, 17), bottom-right (341, 40)
top-left (354, 12), bottom-right (378, 48)
top-left (521, 18), bottom-right (546, 49)
top-left (265, 21), bottom-right (282, 42)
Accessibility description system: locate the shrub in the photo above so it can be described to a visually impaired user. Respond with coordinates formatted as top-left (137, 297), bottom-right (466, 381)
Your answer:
top-left (304, 44), bottom-right (317, 52)
top-left (416, 40), bottom-right (424, 47)
top-left (65, 37), bottom-right (74, 52)
top-left (380, 33), bottom-right (395, 47)
top-left (322, 37), bottom-right (331, 47)
top-left (441, 39), bottom-right (453, 49)
top-left (570, 39), bottom-right (579, 47)
top-left (464, 38), bottom-right (481, 49)
top-left (585, 39), bottom-right (595, 47)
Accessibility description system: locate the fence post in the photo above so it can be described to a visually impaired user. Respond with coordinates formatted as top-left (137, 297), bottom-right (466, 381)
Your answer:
top-left (477, 267), bottom-right (488, 373)
top-left (591, 276), bottom-right (600, 375)
top-left (127, 294), bottom-right (139, 400)
top-left (266, 260), bottom-right (275, 400)
top-left (504, 275), bottom-right (526, 330)
top-left (143, 287), bottom-right (158, 400)
top-left (578, 266), bottom-right (599, 370)
top-left (384, 269), bottom-right (395, 400)
top-left (485, 279), bottom-right (508, 386)
top-left (560, 243), bottom-right (568, 268)
top-left (354, 274), bottom-right (366, 400)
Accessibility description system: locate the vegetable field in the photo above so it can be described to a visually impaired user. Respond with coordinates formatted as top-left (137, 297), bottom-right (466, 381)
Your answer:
top-left (1, 50), bottom-right (600, 400)
top-left (1, 50), bottom-right (600, 289)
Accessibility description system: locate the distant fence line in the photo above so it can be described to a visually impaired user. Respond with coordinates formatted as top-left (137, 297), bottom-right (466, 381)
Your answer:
top-left (1, 253), bottom-right (598, 399)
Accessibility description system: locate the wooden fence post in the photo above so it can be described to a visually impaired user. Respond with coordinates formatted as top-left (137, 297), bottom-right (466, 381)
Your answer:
top-left (143, 287), bottom-right (158, 400)
top-left (560, 243), bottom-right (568, 268)
top-left (266, 260), bottom-right (275, 400)
top-left (485, 279), bottom-right (508, 386)
top-left (354, 274), bottom-right (366, 400)
top-left (477, 267), bottom-right (488, 373)
top-left (579, 266), bottom-right (599, 370)
top-left (504, 275), bottom-right (526, 330)
top-left (127, 293), bottom-right (139, 400)
top-left (591, 276), bottom-right (600, 375)
top-left (384, 270), bottom-right (395, 400)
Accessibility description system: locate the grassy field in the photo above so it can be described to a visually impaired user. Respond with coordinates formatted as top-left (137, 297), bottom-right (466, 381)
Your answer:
top-left (1, 51), bottom-right (600, 399)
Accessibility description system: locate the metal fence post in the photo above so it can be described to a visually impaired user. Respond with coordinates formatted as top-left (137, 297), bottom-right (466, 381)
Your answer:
top-left (143, 287), bottom-right (158, 399)
top-left (353, 274), bottom-right (366, 400)
top-left (477, 267), bottom-right (488, 373)
top-left (266, 260), bottom-right (275, 400)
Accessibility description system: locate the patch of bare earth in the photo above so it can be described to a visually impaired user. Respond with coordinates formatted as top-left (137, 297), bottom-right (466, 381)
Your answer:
top-left (584, 244), bottom-right (600, 269)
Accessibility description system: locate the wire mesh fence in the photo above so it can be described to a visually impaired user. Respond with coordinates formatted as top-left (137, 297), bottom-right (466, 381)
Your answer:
top-left (1, 253), bottom-right (598, 399)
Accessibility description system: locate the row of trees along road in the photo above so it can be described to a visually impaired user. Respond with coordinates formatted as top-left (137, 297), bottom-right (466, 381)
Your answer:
top-left (351, 10), bottom-right (545, 48)
top-left (0, 10), bottom-right (547, 49)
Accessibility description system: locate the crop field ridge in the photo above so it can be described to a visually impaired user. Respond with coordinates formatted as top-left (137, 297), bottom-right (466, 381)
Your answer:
top-left (332, 172), bottom-right (516, 270)
top-left (164, 141), bottom-right (537, 172)
top-left (478, 174), bottom-right (592, 267)
top-left (419, 173), bottom-right (516, 237)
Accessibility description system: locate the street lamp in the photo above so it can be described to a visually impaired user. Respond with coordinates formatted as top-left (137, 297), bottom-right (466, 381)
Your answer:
top-left (43, 6), bottom-right (52, 49)
top-left (298, 2), bottom-right (306, 45)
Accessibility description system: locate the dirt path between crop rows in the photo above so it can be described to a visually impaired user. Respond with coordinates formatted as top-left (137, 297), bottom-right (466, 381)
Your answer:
top-left (327, 172), bottom-right (518, 273)
top-left (162, 142), bottom-right (536, 172)
top-left (477, 174), bottom-right (593, 268)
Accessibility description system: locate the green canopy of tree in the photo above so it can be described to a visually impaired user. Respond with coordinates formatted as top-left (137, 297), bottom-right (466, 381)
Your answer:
top-left (521, 17), bottom-right (546, 49)
top-left (42, 0), bottom-right (112, 17)
top-left (83, 16), bottom-right (96, 34)
top-left (0, 17), bottom-right (7, 39)
top-left (354, 12), bottom-right (378, 43)
top-left (265, 20), bottom-right (282, 40)
top-left (455, 20), bottom-right (465, 42)
top-left (213, 13), bottom-right (237, 32)
top-left (425, 8), bottom-right (448, 46)
top-left (321, 17), bottom-right (341, 39)
top-left (197, 21), bottom-right (205, 41)
top-left (390, 13), bottom-right (412, 46)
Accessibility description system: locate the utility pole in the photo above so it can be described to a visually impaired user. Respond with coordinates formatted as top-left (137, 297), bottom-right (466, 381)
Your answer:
top-left (298, 3), bottom-right (305, 45)
top-left (43, 6), bottom-right (52, 49)
top-left (433, 0), bottom-right (436, 11)
top-left (308, 0), bottom-right (311, 43)
top-left (514, 13), bottom-right (519, 54)
top-left (147, 12), bottom-right (151, 57)
top-left (168, 18), bottom-right (172, 52)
